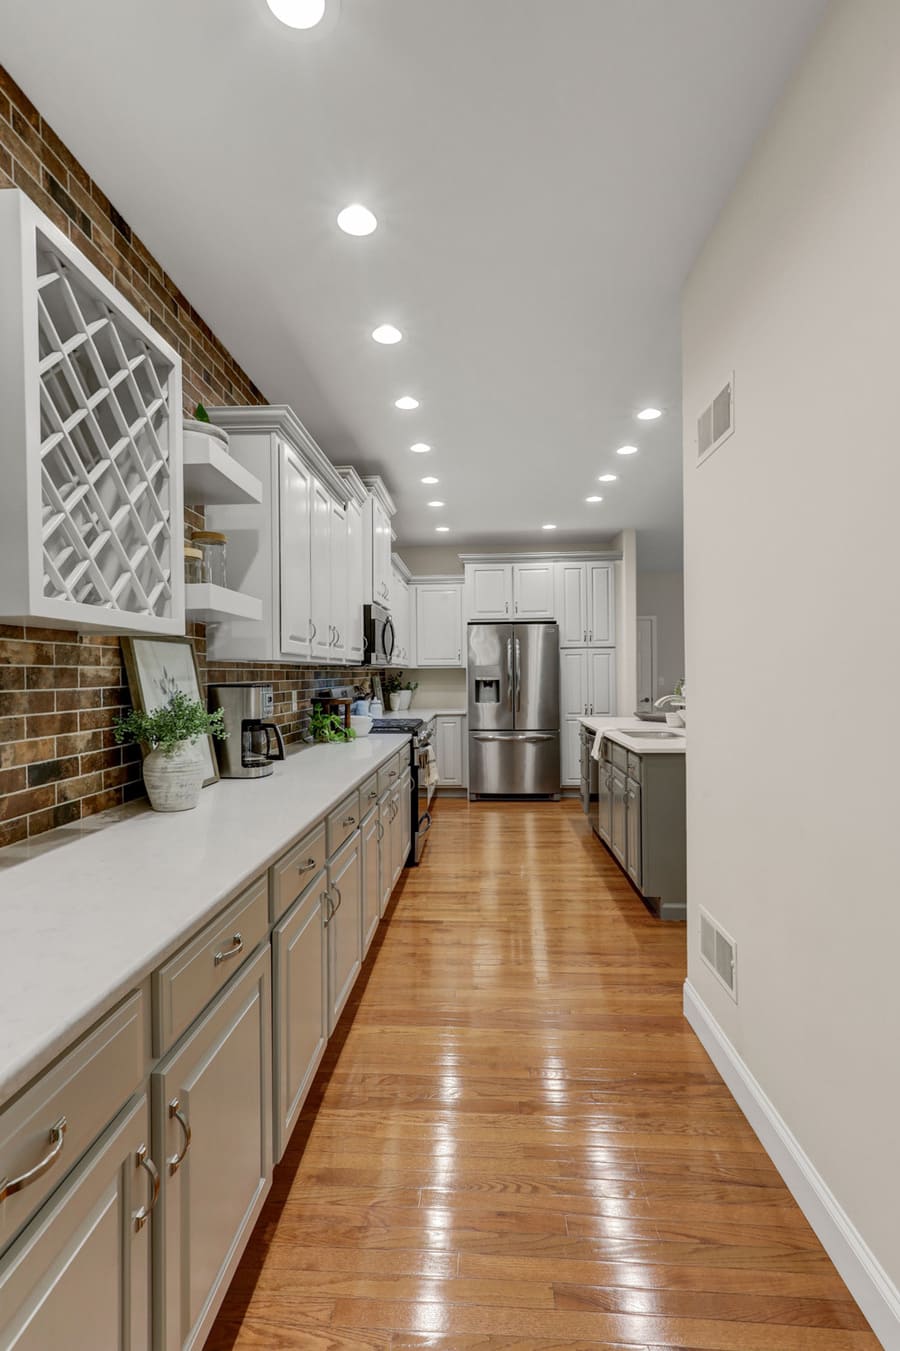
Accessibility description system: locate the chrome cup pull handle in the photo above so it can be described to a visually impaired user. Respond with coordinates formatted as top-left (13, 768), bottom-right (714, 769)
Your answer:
top-left (0, 1116), bottom-right (67, 1203)
top-left (214, 933), bottom-right (244, 966)
top-left (167, 1097), bottom-right (192, 1175)
top-left (297, 856), bottom-right (317, 874)
top-left (133, 1144), bottom-right (160, 1231)
top-left (342, 815), bottom-right (357, 827)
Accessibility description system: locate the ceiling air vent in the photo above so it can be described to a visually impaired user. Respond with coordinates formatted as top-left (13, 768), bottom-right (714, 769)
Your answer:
top-left (699, 907), bottom-right (737, 1000)
top-left (696, 372), bottom-right (734, 466)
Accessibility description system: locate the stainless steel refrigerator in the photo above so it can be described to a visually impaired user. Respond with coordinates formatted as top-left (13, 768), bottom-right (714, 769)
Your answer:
top-left (467, 621), bottom-right (561, 798)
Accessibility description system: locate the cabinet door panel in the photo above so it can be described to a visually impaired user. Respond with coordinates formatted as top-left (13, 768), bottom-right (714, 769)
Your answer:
top-left (399, 772), bottom-right (412, 867)
top-left (153, 946), bottom-right (272, 1351)
top-left (361, 810), bottom-right (381, 955)
top-left (273, 882), bottom-right (327, 1160)
top-left (278, 442), bottom-right (312, 659)
top-left (559, 649), bottom-right (589, 718)
top-left (378, 798), bottom-right (393, 917)
top-left (596, 762), bottom-right (613, 844)
top-left (588, 650), bottom-right (615, 716)
top-left (0, 1095), bottom-right (151, 1351)
top-left (556, 563), bottom-right (587, 646)
top-left (611, 771), bottom-right (627, 868)
top-left (435, 717), bottom-right (463, 785)
top-left (327, 835), bottom-right (362, 1035)
top-left (345, 499), bottom-right (365, 663)
top-left (330, 501), bottom-right (348, 661)
top-left (415, 588), bottom-right (463, 666)
top-left (310, 482), bottom-right (332, 660)
top-left (467, 565), bottom-right (512, 619)
top-left (626, 778), bottom-right (642, 888)
top-left (562, 719), bottom-right (583, 786)
top-left (588, 563), bottom-right (615, 645)
top-left (513, 564), bottom-right (554, 618)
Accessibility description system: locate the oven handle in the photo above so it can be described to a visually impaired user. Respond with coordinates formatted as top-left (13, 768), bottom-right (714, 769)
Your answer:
top-left (417, 811), bottom-right (432, 836)
top-left (384, 618), bottom-right (396, 665)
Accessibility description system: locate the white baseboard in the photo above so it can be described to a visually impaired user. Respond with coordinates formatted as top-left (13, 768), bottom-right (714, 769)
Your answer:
top-left (683, 980), bottom-right (900, 1351)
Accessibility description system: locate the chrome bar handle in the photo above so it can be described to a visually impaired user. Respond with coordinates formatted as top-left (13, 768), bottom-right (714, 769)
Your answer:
top-left (0, 1116), bottom-right (67, 1203)
top-left (506, 638), bottom-right (514, 709)
top-left (133, 1144), bottom-right (160, 1231)
top-left (322, 889), bottom-right (333, 925)
top-left (330, 883), bottom-right (342, 916)
top-left (376, 820), bottom-right (385, 842)
top-left (515, 637), bottom-right (522, 712)
top-left (167, 1098), bottom-right (192, 1175)
top-left (214, 933), bottom-right (243, 966)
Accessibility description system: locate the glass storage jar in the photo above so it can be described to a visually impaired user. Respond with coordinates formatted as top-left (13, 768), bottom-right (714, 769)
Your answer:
top-left (191, 531), bottom-right (228, 587)
top-left (184, 545), bottom-right (203, 585)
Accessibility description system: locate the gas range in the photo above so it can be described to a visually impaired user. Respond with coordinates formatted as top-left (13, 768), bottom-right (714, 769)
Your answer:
top-left (370, 717), bottom-right (432, 746)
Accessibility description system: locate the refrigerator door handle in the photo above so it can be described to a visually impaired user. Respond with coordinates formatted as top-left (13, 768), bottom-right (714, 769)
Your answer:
top-left (506, 637), bottom-right (514, 710)
top-left (473, 734), bottom-right (500, 742)
top-left (515, 637), bottom-right (522, 713)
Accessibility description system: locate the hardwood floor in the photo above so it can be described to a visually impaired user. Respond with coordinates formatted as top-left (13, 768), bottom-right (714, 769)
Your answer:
top-left (204, 799), bottom-right (878, 1351)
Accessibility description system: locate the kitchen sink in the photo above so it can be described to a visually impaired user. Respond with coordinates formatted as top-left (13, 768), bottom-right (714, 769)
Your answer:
top-left (620, 729), bottom-right (684, 739)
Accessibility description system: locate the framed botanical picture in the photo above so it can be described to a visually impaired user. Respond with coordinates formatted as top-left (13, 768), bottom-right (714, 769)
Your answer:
top-left (120, 636), bottom-right (219, 786)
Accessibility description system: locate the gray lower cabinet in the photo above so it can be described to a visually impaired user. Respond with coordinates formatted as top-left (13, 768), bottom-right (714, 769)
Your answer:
top-left (272, 874), bottom-right (328, 1161)
top-left (361, 807), bottom-right (381, 955)
top-left (152, 944), bottom-right (272, 1351)
top-left (610, 769), bottom-right (628, 867)
top-left (326, 831), bottom-right (362, 1035)
top-left (0, 1092), bottom-right (153, 1351)
top-left (625, 778), bottom-right (642, 889)
top-left (378, 791), bottom-right (393, 917)
top-left (597, 761), bottom-right (613, 845)
top-left (594, 739), bottom-right (686, 921)
top-left (399, 771), bottom-right (412, 870)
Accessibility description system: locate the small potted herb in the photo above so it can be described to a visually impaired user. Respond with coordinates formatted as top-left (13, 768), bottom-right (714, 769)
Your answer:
top-left (309, 703), bottom-right (357, 743)
top-left (383, 672), bottom-right (418, 712)
top-left (114, 692), bottom-right (227, 812)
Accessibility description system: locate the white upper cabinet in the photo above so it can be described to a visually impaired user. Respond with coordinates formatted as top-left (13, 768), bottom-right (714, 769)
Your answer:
top-left (329, 500), bottom-right (348, 660)
top-left (279, 442), bottom-right (313, 659)
top-left (556, 562), bottom-right (615, 647)
top-left (344, 497), bottom-right (365, 664)
top-left (309, 478), bottom-right (333, 662)
top-left (511, 564), bottom-right (554, 618)
top-left (363, 485), bottom-right (395, 612)
top-left (466, 564), bottom-right (513, 619)
top-left (415, 585), bottom-right (464, 667)
top-left (391, 571), bottom-right (411, 666)
top-left (0, 189), bottom-right (184, 634)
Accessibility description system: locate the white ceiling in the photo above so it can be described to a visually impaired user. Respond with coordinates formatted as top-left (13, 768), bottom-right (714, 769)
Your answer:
top-left (1, 0), bottom-right (827, 569)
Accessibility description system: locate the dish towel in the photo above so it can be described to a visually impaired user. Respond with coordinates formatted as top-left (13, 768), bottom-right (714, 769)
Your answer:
top-left (590, 729), bottom-right (605, 761)
top-left (423, 744), bottom-right (440, 787)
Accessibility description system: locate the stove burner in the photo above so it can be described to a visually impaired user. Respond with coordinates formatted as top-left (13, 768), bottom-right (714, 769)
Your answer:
top-left (370, 718), bottom-right (424, 734)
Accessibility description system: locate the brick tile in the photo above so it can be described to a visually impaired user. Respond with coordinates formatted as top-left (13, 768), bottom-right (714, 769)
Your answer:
top-left (80, 788), bottom-right (122, 819)
top-left (57, 771), bottom-right (105, 803)
top-left (40, 117), bottom-right (91, 192)
top-left (56, 730), bottom-right (102, 757)
top-left (0, 690), bottom-right (53, 716)
top-left (0, 69), bottom-right (39, 128)
top-left (81, 748), bottom-right (121, 775)
top-left (0, 785), bottom-right (56, 822)
top-left (0, 767), bottom-right (26, 795)
top-left (26, 756), bottom-right (80, 787)
top-left (0, 639), bottom-right (55, 665)
top-left (12, 161), bottom-right (68, 233)
top-left (55, 688), bottom-right (98, 711)
top-left (26, 711), bottom-right (78, 738)
top-left (27, 800), bottom-right (82, 836)
top-left (0, 716), bottom-right (25, 742)
top-left (0, 737), bottom-right (56, 769)
top-left (0, 817), bottom-right (29, 849)
top-left (26, 664), bottom-right (78, 690)
top-left (23, 626), bottom-right (71, 642)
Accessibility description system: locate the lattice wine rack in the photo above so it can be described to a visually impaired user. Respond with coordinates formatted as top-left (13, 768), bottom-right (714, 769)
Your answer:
top-left (0, 190), bottom-right (184, 632)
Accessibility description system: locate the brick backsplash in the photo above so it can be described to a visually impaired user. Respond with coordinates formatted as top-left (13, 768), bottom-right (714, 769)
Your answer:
top-left (0, 66), bottom-right (381, 848)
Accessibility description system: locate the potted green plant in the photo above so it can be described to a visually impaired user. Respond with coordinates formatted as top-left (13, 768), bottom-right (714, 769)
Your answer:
top-left (309, 704), bottom-right (357, 743)
top-left (114, 692), bottom-right (227, 812)
top-left (383, 673), bottom-right (418, 712)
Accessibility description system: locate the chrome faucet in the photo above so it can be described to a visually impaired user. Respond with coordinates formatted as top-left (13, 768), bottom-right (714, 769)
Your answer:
top-left (654, 692), bottom-right (685, 710)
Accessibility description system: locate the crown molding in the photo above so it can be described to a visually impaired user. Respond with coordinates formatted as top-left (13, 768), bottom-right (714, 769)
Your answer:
top-left (361, 475), bottom-right (397, 517)
top-left (334, 464), bottom-right (368, 508)
top-left (458, 550), bottom-right (622, 564)
top-left (205, 404), bottom-right (349, 503)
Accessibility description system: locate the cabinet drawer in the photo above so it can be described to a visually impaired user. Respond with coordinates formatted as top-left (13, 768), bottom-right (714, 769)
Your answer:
top-left (0, 990), bottom-right (146, 1254)
top-left (626, 752), bottom-right (642, 783)
top-left (359, 773), bottom-right (379, 815)
top-left (152, 875), bottom-right (269, 1055)
top-left (270, 823), bottom-right (326, 923)
top-left (327, 790), bottom-right (361, 858)
top-left (610, 742), bottom-right (628, 772)
top-left (377, 752), bottom-right (404, 796)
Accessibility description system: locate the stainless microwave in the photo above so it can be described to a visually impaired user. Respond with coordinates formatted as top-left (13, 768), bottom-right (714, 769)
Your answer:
top-left (363, 603), bottom-right (395, 666)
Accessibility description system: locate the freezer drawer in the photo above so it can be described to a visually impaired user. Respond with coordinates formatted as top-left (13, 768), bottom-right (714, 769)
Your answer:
top-left (468, 731), bottom-right (560, 797)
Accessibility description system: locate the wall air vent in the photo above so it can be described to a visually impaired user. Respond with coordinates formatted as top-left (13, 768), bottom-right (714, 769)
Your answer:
top-left (699, 907), bottom-right (738, 1000)
top-left (696, 372), bottom-right (734, 466)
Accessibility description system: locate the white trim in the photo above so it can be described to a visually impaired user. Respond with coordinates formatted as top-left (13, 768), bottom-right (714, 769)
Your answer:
top-left (360, 474), bottom-right (397, 517)
top-left (636, 614), bottom-right (657, 709)
top-left (684, 980), bottom-right (900, 1351)
top-left (334, 464), bottom-right (369, 507)
top-left (206, 404), bottom-right (350, 504)
top-left (459, 550), bottom-right (622, 564)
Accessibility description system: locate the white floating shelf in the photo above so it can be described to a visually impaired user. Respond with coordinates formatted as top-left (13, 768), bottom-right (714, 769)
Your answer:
top-left (183, 429), bottom-right (263, 506)
top-left (185, 583), bottom-right (262, 624)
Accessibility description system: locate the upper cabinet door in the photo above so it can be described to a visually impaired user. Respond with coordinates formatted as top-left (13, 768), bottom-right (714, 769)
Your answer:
top-left (330, 501), bottom-right (348, 661)
top-left (345, 499), bottom-right (365, 664)
top-left (415, 586), bottom-right (464, 666)
top-left (588, 563), bottom-right (615, 645)
top-left (467, 564), bottom-right (513, 619)
top-left (310, 480), bottom-right (332, 661)
top-left (278, 442), bottom-right (313, 659)
top-left (555, 563), bottom-right (588, 646)
top-left (588, 649), bottom-right (615, 715)
top-left (512, 564), bottom-right (555, 619)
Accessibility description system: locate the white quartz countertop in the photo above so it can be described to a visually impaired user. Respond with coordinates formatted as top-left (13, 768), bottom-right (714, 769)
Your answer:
top-left (0, 733), bottom-right (410, 1105)
top-left (580, 715), bottom-right (686, 755)
top-left (379, 708), bottom-right (467, 721)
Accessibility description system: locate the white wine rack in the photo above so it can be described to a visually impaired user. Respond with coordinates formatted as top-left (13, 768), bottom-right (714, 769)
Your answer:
top-left (0, 190), bottom-right (184, 633)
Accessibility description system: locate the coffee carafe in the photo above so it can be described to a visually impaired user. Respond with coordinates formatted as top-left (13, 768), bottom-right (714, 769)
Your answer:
top-left (208, 683), bottom-right (286, 779)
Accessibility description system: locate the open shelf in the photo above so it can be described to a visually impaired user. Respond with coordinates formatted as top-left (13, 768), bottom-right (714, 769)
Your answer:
top-left (183, 429), bottom-right (262, 506)
top-left (184, 583), bottom-right (262, 624)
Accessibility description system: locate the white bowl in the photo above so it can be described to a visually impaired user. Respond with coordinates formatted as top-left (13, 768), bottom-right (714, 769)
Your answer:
top-left (350, 715), bottom-right (373, 737)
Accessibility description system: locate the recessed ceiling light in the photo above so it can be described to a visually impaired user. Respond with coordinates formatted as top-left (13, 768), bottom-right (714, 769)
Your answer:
top-left (410, 442), bottom-right (431, 453)
top-left (598, 474), bottom-right (617, 482)
top-left (395, 396), bottom-right (419, 410)
top-left (617, 445), bottom-right (638, 456)
top-left (421, 476), bottom-right (439, 485)
top-left (542, 523), bottom-right (557, 531)
top-left (435, 526), bottom-right (450, 533)
top-left (427, 500), bottom-right (445, 507)
top-left (372, 324), bottom-right (402, 345)
top-left (266, 0), bottom-right (326, 28)
top-left (337, 203), bottom-right (377, 236)
top-left (585, 495), bottom-right (603, 503)
top-left (636, 407), bottom-right (663, 421)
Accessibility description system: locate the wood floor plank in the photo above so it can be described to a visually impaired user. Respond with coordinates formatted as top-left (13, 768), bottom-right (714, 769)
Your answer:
top-left (203, 800), bottom-right (878, 1351)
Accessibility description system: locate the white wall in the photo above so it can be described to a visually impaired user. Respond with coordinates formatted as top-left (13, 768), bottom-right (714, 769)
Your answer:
top-left (683, 0), bottom-right (900, 1333)
top-left (637, 571), bottom-right (684, 697)
top-left (397, 546), bottom-right (463, 576)
top-left (406, 667), bottom-right (467, 709)
top-left (612, 529), bottom-right (637, 715)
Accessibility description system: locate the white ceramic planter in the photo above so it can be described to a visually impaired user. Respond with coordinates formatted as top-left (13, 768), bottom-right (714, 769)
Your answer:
top-left (142, 741), bottom-right (205, 812)
top-left (389, 690), bottom-right (412, 711)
